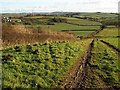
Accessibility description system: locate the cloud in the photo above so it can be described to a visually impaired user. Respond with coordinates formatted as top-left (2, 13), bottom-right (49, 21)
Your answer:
top-left (1, 0), bottom-right (119, 13)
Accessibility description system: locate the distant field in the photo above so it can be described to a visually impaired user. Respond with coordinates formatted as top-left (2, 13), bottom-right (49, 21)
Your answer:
top-left (67, 18), bottom-right (101, 25)
top-left (101, 17), bottom-right (118, 22)
top-left (76, 13), bottom-right (118, 18)
top-left (24, 16), bottom-right (44, 18)
top-left (12, 15), bottom-right (101, 36)
top-left (24, 16), bottom-right (101, 25)
top-left (39, 23), bottom-right (100, 31)
top-left (96, 28), bottom-right (118, 36)
top-left (2, 13), bottom-right (27, 17)
top-left (23, 15), bottom-right (65, 19)
top-left (59, 16), bottom-right (101, 25)
top-left (24, 23), bottom-right (100, 36)
top-left (74, 13), bottom-right (118, 24)
top-left (68, 31), bottom-right (95, 36)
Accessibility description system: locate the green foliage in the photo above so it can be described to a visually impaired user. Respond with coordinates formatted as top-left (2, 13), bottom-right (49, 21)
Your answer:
top-left (90, 40), bottom-right (120, 86)
top-left (2, 40), bottom-right (91, 88)
top-left (49, 18), bottom-right (67, 23)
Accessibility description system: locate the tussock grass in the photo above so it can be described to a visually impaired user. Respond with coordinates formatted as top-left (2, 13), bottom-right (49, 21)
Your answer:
top-left (2, 24), bottom-right (76, 49)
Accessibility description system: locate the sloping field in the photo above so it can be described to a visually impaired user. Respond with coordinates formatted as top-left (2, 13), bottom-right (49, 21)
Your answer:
top-left (2, 40), bottom-right (92, 88)
top-left (77, 13), bottom-right (118, 18)
top-left (67, 18), bottom-right (101, 25)
top-left (22, 16), bottom-right (101, 36)
top-left (2, 24), bottom-right (76, 48)
top-left (39, 23), bottom-right (100, 31)
top-left (25, 23), bottom-right (100, 36)
top-left (96, 28), bottom-right (118, 37)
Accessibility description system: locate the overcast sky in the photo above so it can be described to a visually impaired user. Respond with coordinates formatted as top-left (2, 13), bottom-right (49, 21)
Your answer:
top-left (0, 0), bottom-right (119, 13)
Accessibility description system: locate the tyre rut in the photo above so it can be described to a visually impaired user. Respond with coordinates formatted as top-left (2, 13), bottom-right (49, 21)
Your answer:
top-left (60, 39), bottom-right (94, 89)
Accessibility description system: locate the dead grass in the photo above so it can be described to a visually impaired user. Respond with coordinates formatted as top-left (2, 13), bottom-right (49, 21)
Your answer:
top-left (2, 24), bottom-right (76, 49)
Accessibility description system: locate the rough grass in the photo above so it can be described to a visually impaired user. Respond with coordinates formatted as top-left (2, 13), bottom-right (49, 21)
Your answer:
top-left (86, 40), bottom-right (120, 88)
top-left (2, 40), bottom-right (91, 88)
top-left (2, 24), bottom-right (76, 49)
top-left (96, 28), bottom-right (118, 36)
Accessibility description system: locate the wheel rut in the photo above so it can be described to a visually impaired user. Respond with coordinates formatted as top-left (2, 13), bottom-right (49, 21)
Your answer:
top-left (100, 40), bottom-right (120, 55)
top-left (60, 40), bottom-right (94, 89)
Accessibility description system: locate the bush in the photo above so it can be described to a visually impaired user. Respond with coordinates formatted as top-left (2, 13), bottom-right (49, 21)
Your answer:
top-left (49, 18), bottom-right (67, 23)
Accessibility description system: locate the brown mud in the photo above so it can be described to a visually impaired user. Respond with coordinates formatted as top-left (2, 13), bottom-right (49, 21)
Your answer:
top-left (59, 40), bottom-right (94, 89)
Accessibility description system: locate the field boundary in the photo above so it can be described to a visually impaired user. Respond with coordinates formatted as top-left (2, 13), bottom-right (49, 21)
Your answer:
top-left (61, 29), bottom-right (97, 32)
top-left (77, 28), bottom-right (103, 39)
top-left (100, 40), bottom-right (120, 53)
top-left (66, 22), bottom-right (101, 26)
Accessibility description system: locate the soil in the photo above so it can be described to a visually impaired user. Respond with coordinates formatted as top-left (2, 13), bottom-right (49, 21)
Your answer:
top-left (58, 40), bottom-right (94, 89)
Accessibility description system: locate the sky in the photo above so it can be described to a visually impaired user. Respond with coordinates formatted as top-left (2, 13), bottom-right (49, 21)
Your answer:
top-left (0, 0), bottom-right (119, 13)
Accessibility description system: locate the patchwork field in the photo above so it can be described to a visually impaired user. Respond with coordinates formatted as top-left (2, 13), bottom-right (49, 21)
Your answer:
top-left (20, 16), bottom-right (101, 36)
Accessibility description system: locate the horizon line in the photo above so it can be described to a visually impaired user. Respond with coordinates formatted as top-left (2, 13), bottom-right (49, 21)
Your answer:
top-left (1, 11), bottom-right (118, 14)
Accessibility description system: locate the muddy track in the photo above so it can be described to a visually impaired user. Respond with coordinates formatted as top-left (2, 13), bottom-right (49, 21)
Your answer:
top-left (82, 64), bottom-right (108, 88)
top-left (60, 40), bottom-right (94, 89)
top-left (100, 40), bottom-right (120, 53)
top-left (77, 40), bottom-right (94, 89)
top-left (89, 28), bottom-right (103, 36)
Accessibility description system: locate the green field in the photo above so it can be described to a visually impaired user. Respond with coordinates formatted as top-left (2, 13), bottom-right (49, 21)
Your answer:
top-left (23, 16), bottom-right (45, 19)
top-left (68, 31), bottom-right (95, 36)
top-left (75, 13), bottom-right (118, 18)
top-left (96, 28), bottom-right (118, 36)
top-left (23, 16), bottom-right (101, 26)
top-left (73, 13), bottom-right (118, 26)
top-left (21, 16), bottom-right (101, 36)
top-left (39, 23), bottom-right (100, 31)
top-left (24, 23), bottom-right (100, 36)
top-left (2, 40), bottom-right (91, 88)
top-left (67, 18), bottom-right (101, 25)
top-left (86, 40), bottom-right (120, 87)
